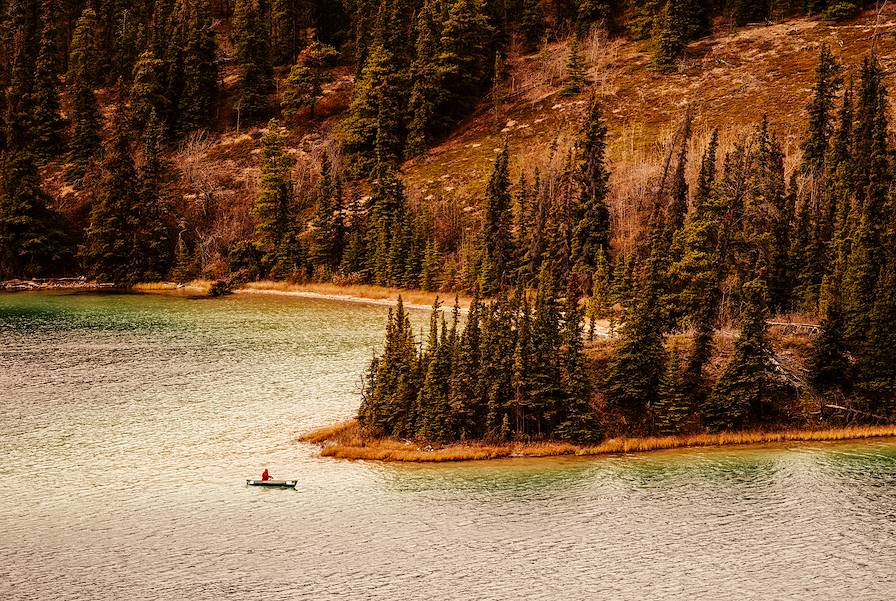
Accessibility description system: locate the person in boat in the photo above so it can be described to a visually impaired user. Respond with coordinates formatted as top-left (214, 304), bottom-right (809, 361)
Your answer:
top-left (261, 468), bottom-right (271, 481)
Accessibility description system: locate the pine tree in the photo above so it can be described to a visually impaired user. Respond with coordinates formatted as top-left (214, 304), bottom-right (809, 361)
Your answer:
top-left (130, 50), bottom-right (166, 133)
top-left (310, 154), bottom-right (345, 272)
top-left (519, 0), bottom-right (546, 53)
top-left (404, 0), bottom-right (442, 158)
top-left (704, 278), bottom-right (771, 432)
top-left (65, 7), bottom-right (102, 182)
top-left (133, 111), bottom-right (173, 281)
top-left (281, 38), bottom-right (338, 119)
top-left (801, 44), bottom-right (842, 174)
top-left (602, 221), bottom-right (668, 421)
top-left (253, 119), bottom-right (295, 271)
top-left (554, 287), bottom-right (601, 443)
top-left (30, 0), bottom-right (66, 161)
top-left (449, 292), bottom-right (484, 438)
top-left (479, 143), bottom-right (514, 295)
top-left (232, 0), bottom-right (274, 122)
top-left (560, 36), bottom-right (588, 97)
top-left (571, 96), bottom-right (612, 284)
top-left (655, 350), bottom-right (692, 435)
top-left (653, 0), bottom-right (700, 72)
top-left (418, 304), bottom-right (455, 441)
top-left (176, 0), bottom-right (219, 135)
top-left (82, 83), bottom-right (142, 285)
top-left (0, 149), bottom-right (72, 278)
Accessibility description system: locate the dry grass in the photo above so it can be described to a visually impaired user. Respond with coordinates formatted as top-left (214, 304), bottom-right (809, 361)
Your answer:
top-left (236, 280), bottom-right (473, 309)
top-left (577, 426), bottom-right (896, 456)
top-left (301, 421), bottom-right (896, 463)
top-left (133, 280), bottom-right (214, 294)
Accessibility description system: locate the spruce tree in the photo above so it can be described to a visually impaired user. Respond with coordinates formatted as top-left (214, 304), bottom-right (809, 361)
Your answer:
top-left (519, 0), bottom-right (546, 53)
top-left (0, 149), bottom-right (72, 278)
top-left (404, 0), bottom-right (442, 158)
top-left (853, 258), bottom-right (896, 417)
top-left (555, 287), bottom-right (601, 443)
top-left (281, 38), bottom-right (338, 119)
top-left (602, 221), bottom-right (668, 421)
top-left (232, 0), bottom-right (274, 122)
top-left (31, 0), bottom-right (66, 161)
top-left (479, 143), bottom-right (514, 295)
top-left (65, 7), bottom-right (102, 182)
top-left (310, 154), bottom-right (345, 272)
top-left (704, 278), bottom-right (771, 432)
top-left (82, 83), bottom-right (142, 285)
top-left (130, 51), bottom-right (167, 133)
top-left (571, 96), bottom-right (612, 283)
top-left (176, 0), bottom-right (219, 135)
top-left (653, 0), bottom-right (698, 72)
top-left (133, 111), bottom-right (173, 281)
top-left (560, 36), bottom-right (588, 97)
top-left (801, 44), bottom-right (842, 174)
top-left (253, 119), bottom-right (295, 271)
top-left (655, 351), bottom-right (692, 435)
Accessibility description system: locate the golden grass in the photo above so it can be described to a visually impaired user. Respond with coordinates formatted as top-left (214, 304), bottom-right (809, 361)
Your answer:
top-left (133, 280), bottom-right (214, 294)
top-left (301, 421), bottom-right (896, 463)
top-left (576, 426), bottom-right (896, 456)
top-left (237, 281), bottom-right (472, 309)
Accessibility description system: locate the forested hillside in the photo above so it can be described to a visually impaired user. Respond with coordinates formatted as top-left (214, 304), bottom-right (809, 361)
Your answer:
top-left (2, 1), bottom-right (896, 440)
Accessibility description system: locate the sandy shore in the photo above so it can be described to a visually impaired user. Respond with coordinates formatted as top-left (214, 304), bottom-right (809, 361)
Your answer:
top-left (299, 420), bottom-right (896, 463)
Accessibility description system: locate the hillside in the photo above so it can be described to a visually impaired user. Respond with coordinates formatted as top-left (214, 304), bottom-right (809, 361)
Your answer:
top-left (39, 8), bottom-right (892, 277)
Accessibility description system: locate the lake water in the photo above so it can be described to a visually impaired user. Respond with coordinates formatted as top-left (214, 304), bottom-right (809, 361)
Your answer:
top-left (1, 291), bottom-right (895, 600)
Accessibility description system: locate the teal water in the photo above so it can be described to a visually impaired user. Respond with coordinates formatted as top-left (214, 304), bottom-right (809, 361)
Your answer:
top-left (1, 291), bottom-right (895, 600)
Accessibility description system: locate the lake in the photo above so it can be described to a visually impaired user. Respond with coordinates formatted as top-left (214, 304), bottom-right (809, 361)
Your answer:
top-left (1, 291), bottom-right (895, 600)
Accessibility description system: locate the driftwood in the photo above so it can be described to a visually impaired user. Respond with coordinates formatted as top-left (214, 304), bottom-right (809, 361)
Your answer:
top-left (824, 404), bottom-right (890, 422)
top-left (767, 321), bottom-right (821, 335)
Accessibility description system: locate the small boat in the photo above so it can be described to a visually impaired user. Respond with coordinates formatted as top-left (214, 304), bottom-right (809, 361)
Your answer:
top-left (246, 479), bottom-right (297, 488)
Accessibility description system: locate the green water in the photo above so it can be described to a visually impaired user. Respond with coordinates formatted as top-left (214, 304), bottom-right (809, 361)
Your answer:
top-left (1, 291), bottom-right (895, 600)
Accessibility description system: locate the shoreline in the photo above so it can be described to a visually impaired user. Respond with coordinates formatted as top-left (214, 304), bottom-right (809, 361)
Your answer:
top-left (3, 279), bottom-right (472, 311)
top-left (299, 420), bottom-right (896, 463)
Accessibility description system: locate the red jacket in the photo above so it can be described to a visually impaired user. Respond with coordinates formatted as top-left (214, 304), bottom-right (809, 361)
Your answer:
top-left (261, 469), bottom-right (270, 481)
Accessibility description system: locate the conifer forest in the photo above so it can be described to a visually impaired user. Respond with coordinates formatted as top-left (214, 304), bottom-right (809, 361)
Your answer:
top-left (2, 1), bottom-right (896, 445)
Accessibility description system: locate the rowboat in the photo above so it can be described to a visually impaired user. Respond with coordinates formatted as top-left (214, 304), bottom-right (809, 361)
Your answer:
top-left (246, 479), bottom-right (297, 488)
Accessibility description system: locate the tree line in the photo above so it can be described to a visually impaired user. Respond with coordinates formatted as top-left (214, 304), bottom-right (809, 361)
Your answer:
top-left (359, 44), bottom-right (896, 444)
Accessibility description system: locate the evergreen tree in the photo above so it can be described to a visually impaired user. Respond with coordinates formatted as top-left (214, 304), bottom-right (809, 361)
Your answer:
top-left (560, 36), bottom-right (588, 97)
top-left (519, 0), bottom-right (546, 53)
top-left (30, 0), bottom-right (66, 161)
top-left (655, 350), bottom-right (691, 435)
top-left (232, 0), bottom-right (274, 122)
top-left (310, 154), bottom-right (346, 272)
top-left (281, 38), bottom-right (338, 119)
top-left (405, 0), bottom-right (442, 158)
top-left (653, 0), bottom-right (699, 72)
top-left (853, 258), bottom-right (896, 416)
top-left (82, 84), bottom-right (142, 285)
top-left (65, 7), bottom-right (102, 182)
top-left (0, 149), bottom-right (72, 278)
top-left (130, 50), bottom-right (166, 133)
top-left (436, 0), bottom-right (494, 129)
top-left (602, 220), bottom-right (668, 422)
top-left (801, 44), bottom-right (842, 174)
top-left (133, 111), bottom-right (173, 281)
top-left (479, 143), bottom-right (514, 295)
top-left (704, 278), bottom-right (771, 431)
top-left (555, 287), bottom-right (601, 443)
top-left (339, 41), bottom-right (402, 176)
top-left (176, 0), bottom-right (218, 135)
top-left (418, 304), bottom-right (455, 441)
top-left (809, 278), bottom-right (849, 392)
top-left (571, 96), bottom-right (612, 283)
top-left (253, 119), bottom-right (295, 271)
top-left (358, 297), bottom-right (421, 437)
